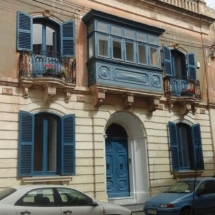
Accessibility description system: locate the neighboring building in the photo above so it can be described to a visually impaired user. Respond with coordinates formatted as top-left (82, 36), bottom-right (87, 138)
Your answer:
top-left (0, 0), bottom-right (215, 211)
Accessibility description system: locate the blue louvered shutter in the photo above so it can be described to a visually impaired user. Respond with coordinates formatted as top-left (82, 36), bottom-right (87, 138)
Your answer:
top-left (169, 122), bottom-right (180, 171)
top-left (60, 115), bottom-right (75, 175)
top-left (61, 20), bottom-right (75, 57)
top-left (163, 46), bottom-right (173, 77)
top-left (18, 111), bottom-right (34, 177)
top-left (17, 11), bottom-right (32, 51)
top-left (191, 124), bottom-right (204, 170)
top-left (187, 53), bottom-right (196, 81)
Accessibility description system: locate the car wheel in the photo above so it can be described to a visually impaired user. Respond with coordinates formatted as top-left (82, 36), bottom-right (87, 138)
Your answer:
top-left (180, 208), bottom-right (192, 215)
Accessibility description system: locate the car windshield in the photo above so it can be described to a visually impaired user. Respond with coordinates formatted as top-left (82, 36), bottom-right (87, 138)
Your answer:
top-left (0, 187), bottom-right (17, 200)
top-left (164, 181), bottom-right (199, 193)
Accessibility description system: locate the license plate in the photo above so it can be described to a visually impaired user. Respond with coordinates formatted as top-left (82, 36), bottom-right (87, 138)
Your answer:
top-left (147, 209), bottom-right (157, 215)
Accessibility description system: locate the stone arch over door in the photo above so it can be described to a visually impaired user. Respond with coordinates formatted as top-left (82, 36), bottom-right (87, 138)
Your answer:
top-left (105, 111), bottom-right (149, 205)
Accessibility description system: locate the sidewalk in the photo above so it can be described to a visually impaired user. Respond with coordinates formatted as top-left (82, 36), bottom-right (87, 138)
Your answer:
top-left (131, 210), bottom-right (145, 215)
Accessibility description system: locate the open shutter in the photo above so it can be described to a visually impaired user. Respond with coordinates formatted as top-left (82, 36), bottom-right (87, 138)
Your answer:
top-left (187, 53), bottom-right (196, 81)
top-left (191, 124), bottom-right (204, 170)
top-left (17, 11), bottom-right (32, 51)
top-left (163, 46), bottom-right (173, 77)
top-left (61, 20), bottom-right (75, 57)
top-left (18, 111), bottom-right (34, 177)
top-left (60, 115), bottom-right (75, 175)
top-left (169, 122), bottom-right (180, 171)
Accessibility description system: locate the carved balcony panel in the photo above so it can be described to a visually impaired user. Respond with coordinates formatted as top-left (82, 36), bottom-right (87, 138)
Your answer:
top-left (19, 50), bottom-right (76, 102)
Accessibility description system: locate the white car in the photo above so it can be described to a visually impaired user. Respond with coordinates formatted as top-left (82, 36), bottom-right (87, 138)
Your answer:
top-left (0, 185), bottom-right (131, 215)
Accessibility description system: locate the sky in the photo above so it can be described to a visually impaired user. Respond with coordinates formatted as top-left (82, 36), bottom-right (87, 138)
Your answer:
top-left (205, 0), bottom-right (215, 10)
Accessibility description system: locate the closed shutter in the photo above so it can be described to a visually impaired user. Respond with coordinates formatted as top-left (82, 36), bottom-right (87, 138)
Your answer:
top-left (191, 124), bottom-right (204, 170)
top-left (17, 11), bottom-right (32, 51)
top-left (169, 122), bottom-right (180, 171)
top-left (60, 115), bottom-right (76, 175)
top-left (61, 20), bottom-right (75, 57)
top-left (18, 111), bottom-right (34, 177)
top-left (163, 46), bottom-right (173, 77)
top-left (187, 53), bottom-right (196, 81)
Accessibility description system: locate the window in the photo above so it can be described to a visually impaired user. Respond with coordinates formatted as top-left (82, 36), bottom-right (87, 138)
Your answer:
top-left (57, 188), bottom-right (92, 206)
top-left (16, 188), bottom-right (55, 207)
top-left (18, 111), bottom-right (76, 177)
top-left (17, 11), bottom-right (75, 57)
top-left (163, 46), bottom-right (196, 81)
top-left (169, 122), bottom-right (204, 171)
top-left (87, 20), bottom-right (160, 67)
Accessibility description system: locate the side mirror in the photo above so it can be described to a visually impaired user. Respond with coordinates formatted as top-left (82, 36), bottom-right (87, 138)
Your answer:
top-left (91, 199), bottom-right (98, 206)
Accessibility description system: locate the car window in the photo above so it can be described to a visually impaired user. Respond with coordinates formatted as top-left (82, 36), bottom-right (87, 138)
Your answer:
top-left (197, 180), bottom-right (215, 195)
top-left (0, 187), bottom-right (16, 200)
top-left (16, 188), bottom-right (56, 207)
top-left (164, 181), bottom-right (199, 193)
top-left (57, 188), bottom-right (92, 206)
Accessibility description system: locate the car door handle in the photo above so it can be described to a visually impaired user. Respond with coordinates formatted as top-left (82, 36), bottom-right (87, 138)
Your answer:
top-left (63, 210), bottom-right (72, 214)
top-left (20, 211), bottom-right (31, 215)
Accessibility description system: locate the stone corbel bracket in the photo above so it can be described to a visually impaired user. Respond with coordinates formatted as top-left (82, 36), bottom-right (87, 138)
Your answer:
top-left (148, 97), bottom-right (160, 112)
top-left (22, 82), bottom-right (33, 99)
top-left (122, 93), bottom-right (134, 109)
top-left (92, 89), bottom-right (106, 107)
top-left (43, 84), bottom-right (56, 103)
top-left (64, 87), bottom-right (73, 103)
top-left (180, 102), bottom-right (197, 115)
top-left (167, 97), bottom-right (176, 112)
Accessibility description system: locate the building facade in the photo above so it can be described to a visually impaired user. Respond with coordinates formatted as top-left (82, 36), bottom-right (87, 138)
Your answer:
top-left (0, 0), bottom-right (215, 210)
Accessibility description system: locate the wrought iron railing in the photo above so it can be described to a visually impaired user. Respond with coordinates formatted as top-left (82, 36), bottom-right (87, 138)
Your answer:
top-left (19, 50), bottom-right (76, 84)
top-left (164, 77), bottom-right (201, 100)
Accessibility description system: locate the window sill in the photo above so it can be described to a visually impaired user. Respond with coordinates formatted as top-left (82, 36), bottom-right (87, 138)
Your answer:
top-left (22, 176), bottom-right (72, 186)
top-left (173, 170), bottom-right (203, 179)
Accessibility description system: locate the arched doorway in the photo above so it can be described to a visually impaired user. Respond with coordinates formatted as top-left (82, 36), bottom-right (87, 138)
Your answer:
top-left (106, 123), bottom-right (129, 198)
top-left (104, 111), bottom-right (149, 205)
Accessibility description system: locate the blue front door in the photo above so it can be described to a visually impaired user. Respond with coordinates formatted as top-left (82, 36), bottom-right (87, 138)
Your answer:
top-left (106, 139), bottom-right (130, 198)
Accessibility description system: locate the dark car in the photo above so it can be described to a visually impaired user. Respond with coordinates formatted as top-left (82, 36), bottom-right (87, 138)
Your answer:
top-left (144, 177), bottom-right (215, 215)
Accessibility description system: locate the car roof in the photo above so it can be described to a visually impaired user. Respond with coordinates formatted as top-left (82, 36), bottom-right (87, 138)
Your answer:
top-left (9, 184), bottom-right (68, 190)
top-left (181, 177), bottom-right (215, 182)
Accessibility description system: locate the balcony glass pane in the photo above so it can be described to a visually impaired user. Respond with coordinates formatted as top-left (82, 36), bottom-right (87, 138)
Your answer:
top-left (33, 24), bottom-right (42, 54)
top-left (149, 35), bottom-right (158, 44)
top-left (112, 26), bottom-right (121, 36)
top-left (150, 47), bottom-right (159, 67)
top-left (138, 44), bottom-right (147, 64)
top-left (88, 23), bottom-right (93, 34)
top-left (137, 32), bottom-right (147, 42)
top-left (99, 35), bottom-right (108, 57)
top-left (46, 26), bottom-right (56, 54)
top-left (124, 29), bottom-right (135, 39)
top-left (88, 36), bottom-right (94, 58)
top-left (126, 41), bottom-right (134, 62)
top-left (97, 22), bottom-right (108, 32)
top-left (113, 39), bottom-right (122, 59)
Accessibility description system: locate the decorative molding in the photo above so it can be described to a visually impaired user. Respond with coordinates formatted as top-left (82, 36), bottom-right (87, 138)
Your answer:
top-left (2, 87), bottom-right (13, 95)
top-left (43, 84), bottom-right (56, 103)
top-left (92, 89), bottom-right (106, 107)
top-left (148, 97), bottom-right (160, 112)
top-left (122, 93), bottom-right (134, 109)
top-left (43, 9), bottom-right (51, 18)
